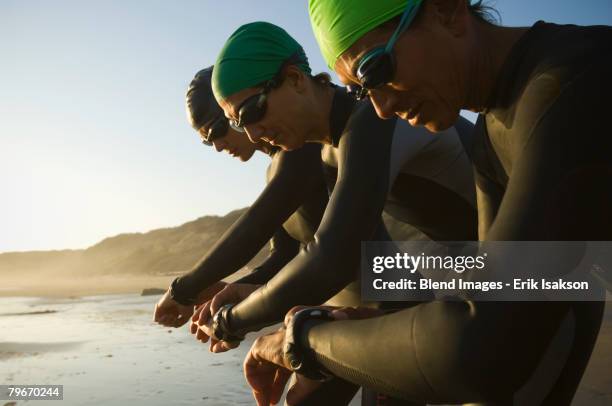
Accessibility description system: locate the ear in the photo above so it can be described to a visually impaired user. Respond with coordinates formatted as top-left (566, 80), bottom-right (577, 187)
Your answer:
top-left (284, 65), bottom-right (308, 93)
top-left (428, 0), bottom-right (469, 36)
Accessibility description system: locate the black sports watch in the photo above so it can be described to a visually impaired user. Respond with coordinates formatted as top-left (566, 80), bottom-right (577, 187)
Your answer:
top-left (170, 277), bottom-right (198, 306)
top-left (211, 303), bottom-right (245, 344)
top-left (284, 308), bottom-right (335, 382)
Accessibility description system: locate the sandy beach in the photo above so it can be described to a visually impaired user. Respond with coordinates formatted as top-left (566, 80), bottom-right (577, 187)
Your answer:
top-left (1, 287), bottom-right (610, 405)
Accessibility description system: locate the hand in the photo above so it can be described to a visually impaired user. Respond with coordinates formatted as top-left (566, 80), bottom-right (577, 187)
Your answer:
top-left (242, 306), bottom-right (348, 406)
top-left (190, 283), bottom-right (261, 352)
top-left (153, 281), bottom-right (227, 328)
top-left (280, 306), bottom-right (386, 404)
top-left (244, 329), bottom-right (292, 406)
top-left (285, 375), bottom-right (325, 406)
top-left (153, 288), bottom-right (193, 328)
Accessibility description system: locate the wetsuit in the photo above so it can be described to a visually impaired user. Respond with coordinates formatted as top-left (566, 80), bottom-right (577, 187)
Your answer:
top-left (226, 87), bottom-right (477, 335)
top-left (173, 143), bottom-right (329, 297)
top-left (291, 22), bottom-right (611, 405)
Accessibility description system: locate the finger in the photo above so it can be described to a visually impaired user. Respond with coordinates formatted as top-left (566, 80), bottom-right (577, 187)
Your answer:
top-left (196, 326), bottom-right (210, 343)
top-left (252, 389), bottom-right (270, 406)
top-left (198, 301), bottom-right (212, 326)
top-left (330, 309), bottom-right (350, 320)
top-left (159, 314), bottom-right (174, 327)
top-left (284, 306), bottom-right (309, 325)
top-left (270, 368), bottom-right (291, 405)
top-left (211, 342), bottom-right (228, 353)
top-left (210, 285), bottom-right (235, 315)
top-left (284, 305), bottom-right (339, 327)
top-left (153, 304), bottom-right (160, 322)
top-left (190, 320), bottom-right (198, 335)
top-left (191, 306), bottom-right (202, 324)
top-left (208, 336), bottom-right (219, 351)
top-left (199, 319), bottom-right (215, 340)
top-left (286, 374), bottom-right (322, 406)
top-left (212, 340), bottom-right (239, 353)
top-left (169, 315), bottom-right (188, 328)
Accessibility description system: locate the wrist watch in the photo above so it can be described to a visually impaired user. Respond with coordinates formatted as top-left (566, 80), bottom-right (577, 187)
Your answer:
top-left (212, 303), bottom-right (245, 344)
top-left (284, 308), bottom-right (335, 382)
top-left (169, 277), bottom-right (198, 306)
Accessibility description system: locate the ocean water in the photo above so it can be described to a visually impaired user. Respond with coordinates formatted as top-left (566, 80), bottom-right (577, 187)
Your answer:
top-left (0, 294), bottom-right (258, 405)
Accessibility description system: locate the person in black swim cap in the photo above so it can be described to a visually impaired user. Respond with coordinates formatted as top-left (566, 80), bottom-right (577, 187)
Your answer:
top-left (153, 66), bottom-right (329, 331)
top-left (186, 67), bottom-right (273, 161)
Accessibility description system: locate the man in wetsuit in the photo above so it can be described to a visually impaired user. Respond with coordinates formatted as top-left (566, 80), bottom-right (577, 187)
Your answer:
top-left (232, 1), bottom-right (610, 405)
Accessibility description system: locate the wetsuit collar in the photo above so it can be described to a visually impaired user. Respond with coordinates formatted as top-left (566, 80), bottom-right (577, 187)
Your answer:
top-left (487, 21), bottom-right (547, 111)
top-left (328, 86), bottom-right (357, 147)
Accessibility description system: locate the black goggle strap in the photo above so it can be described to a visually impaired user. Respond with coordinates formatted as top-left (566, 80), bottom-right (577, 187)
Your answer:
top-left (201, 114), bottom-right (227, 143)
top-left (346, 84), bottom-right (368, 101)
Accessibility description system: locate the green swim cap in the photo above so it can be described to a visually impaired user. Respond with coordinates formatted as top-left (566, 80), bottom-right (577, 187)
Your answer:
top-left (212, 22), bottom-right (312, 100)
top-left (309, 0), bottom-right (419, 69)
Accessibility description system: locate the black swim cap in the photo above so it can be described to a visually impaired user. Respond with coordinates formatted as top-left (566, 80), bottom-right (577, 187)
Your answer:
top-left (185, 66), bottom-right (225, 132)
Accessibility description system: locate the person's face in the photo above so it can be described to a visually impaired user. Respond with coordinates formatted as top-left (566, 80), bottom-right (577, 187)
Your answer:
top-left (334, 0), bottom-right (470, 132)
top-left (198, 124), bottom-right (257, 162)
top-left (218, 66), bottom-right (313, 151)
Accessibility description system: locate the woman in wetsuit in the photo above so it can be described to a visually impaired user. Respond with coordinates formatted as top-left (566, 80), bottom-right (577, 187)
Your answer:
top-left (194, 21), bottom-right (476, 354)
top-left (153, 67), bottom-right (329, 328)
top-left (239, 1), bottom-right (610, 405)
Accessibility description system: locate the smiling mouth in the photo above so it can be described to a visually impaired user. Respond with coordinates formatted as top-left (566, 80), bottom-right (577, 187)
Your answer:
top-left (397, 101), bottom-right (424, 124)
top-left (406, 102), bottom-right (423, 120)
top-left (264, 133), bottom-right (279, 145)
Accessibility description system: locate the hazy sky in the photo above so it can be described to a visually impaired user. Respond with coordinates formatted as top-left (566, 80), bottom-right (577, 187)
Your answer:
top-left (1, 1), bottom-right (611, 253)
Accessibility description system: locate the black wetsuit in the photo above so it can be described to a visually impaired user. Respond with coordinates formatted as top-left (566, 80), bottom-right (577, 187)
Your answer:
top-left (226, 87), bottom-right (477, 335)
top-left (293, 22), bottom-right (612, 405)
top-left (173, 144), bottom-right (329, 296)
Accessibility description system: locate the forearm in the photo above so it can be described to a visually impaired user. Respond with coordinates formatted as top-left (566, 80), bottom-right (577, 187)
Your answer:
top-left (236, 229), bottom-right (300, 285)
top-left (303, 301), bottom-right (570, 403)
top-left (176, 211), bottom-right (279, 299)
top-left (228, 221), bottom-right (390, 335)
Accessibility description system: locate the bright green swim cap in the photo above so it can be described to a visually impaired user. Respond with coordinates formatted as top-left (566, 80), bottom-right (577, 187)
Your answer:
top-left (309, 0), bottom-right (419, 69)
top-left (212, 21), bottom-right (312, 100)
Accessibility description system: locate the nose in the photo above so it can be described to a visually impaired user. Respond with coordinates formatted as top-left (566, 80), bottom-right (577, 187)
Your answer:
top-left (368, 89), bottom-right (398, 120)
top-left (244, 124), bottom-right (265, 143)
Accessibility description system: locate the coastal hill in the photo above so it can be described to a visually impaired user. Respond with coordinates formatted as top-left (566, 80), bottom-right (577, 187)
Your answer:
top-left (0, 207), bottom-right (422, 279)
top-left (0, 209), bottom-right (421, 297)
top-left (0, 208), bottom-right (268, 278)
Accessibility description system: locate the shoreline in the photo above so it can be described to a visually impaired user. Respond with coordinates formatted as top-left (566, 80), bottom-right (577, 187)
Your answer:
top-left (0, 270), bottom-right (249, 298)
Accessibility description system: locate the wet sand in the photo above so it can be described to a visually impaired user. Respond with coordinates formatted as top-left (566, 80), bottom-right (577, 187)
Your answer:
top-left (0, 294), bottom-right (258, 405)
top-left (0, 293), bottom-right (610, 405)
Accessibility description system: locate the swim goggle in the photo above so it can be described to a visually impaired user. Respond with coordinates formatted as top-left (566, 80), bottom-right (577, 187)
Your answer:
top-left (200, 114), bottom-right (229, 146)
top-left (350, 0), bottom-right (423, 100)
top-left (229, 52), bottom-right (306, 132)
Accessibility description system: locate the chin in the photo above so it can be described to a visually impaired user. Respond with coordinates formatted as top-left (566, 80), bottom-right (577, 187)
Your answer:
top-left (422, 110), bottom-right (457, 133)
top-left (239, 152), bottom-right (254, 162)
top-left (424, 121), bottom-right (448, 133)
